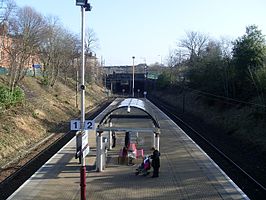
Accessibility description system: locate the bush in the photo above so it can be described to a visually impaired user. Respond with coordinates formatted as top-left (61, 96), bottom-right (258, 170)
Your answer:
top-left (157, 71), bottom-right (172, 89)
top-left (40, 77), bottom-right (49, 86)
top-left (0, 86), bottom-right (25, 109)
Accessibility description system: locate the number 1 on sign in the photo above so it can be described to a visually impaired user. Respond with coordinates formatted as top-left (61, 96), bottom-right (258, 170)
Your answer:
top-left (71, 120), bottom-right (80, 130)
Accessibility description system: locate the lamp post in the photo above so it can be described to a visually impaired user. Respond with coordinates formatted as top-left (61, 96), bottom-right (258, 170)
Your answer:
top-left (132, 56), bottom-right (135, 98)
top-left (75, 1), bottom-right (92, 200)
top-left (122, 88), bottom-right (125, 97)
top-left (158, 54), bottom-right (162, 66)
top-left (140, 57), bottom-right (147, 94)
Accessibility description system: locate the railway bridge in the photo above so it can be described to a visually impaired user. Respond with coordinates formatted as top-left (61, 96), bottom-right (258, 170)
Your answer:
top-left (103, 64), bottom-right (158, 97)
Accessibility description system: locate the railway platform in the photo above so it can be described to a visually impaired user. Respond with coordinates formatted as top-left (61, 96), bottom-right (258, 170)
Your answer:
top-left (7, 99), bottom-right (249, 200)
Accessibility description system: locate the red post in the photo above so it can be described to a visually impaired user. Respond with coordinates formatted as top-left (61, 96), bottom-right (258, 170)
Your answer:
top-left (80, 166), bottom-right (86, 200)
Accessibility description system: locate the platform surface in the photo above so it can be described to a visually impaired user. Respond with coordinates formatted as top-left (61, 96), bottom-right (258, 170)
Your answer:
top-left (7, 98), bottom-right (249, 200)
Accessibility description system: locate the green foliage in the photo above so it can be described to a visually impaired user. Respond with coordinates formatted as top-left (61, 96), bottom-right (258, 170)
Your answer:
top-left (156, 25), bottom-right (266, 103)
top-left (157, 71), bottom-right (172, 89)
top-left (40, 77), bottom-right (50, 86)
top-left (232, 25), bottom-right (266, 97)
top-left (32, 111), bottom-right (39, 118)
top-left (0, 85), bottom-right (25, 109)
top-left (184, 25), bottom-right (266, 100)
top-left (253, 66), bottom-right (266, 103)
top-left (255, 66), bottom-right (266, 90)
top-left (233, 25), bottom-right (266, 72)
top-left (188, 63), bottom-right (223, 93)
top-left (185, 40), bottom-right (234, 96)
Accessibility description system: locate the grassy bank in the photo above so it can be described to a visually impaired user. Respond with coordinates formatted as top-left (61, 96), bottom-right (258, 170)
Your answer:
top-left (150, 88), bottom-right (266, 153)
top-left (0, 75), bottom-right (106, 167)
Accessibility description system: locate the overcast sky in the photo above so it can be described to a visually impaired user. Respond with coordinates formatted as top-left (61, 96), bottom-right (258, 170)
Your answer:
top-left (15, 0), bottom-right (266, 66)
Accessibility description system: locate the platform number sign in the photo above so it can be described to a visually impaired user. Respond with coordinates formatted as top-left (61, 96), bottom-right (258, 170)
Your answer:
top-left (70, 120), bottom-right (95, 130)
top-left (71, 120), bottom-right (80, 130)
top-left (85, 121), bottom-right (93, 130)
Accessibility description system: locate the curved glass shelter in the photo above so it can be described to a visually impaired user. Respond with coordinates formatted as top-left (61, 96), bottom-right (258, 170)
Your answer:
top-left (97, 98), bottom-right (160, 133)
top-left (95, 98), bottom-right (160, 172)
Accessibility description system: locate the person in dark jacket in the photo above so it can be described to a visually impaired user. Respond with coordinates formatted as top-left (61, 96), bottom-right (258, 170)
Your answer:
top-left (151, 147), bottom-right (160, 178)
top-left (112, 131), bottom-right (116, 148)
top-left (125, 131), bottom-right (130, 148)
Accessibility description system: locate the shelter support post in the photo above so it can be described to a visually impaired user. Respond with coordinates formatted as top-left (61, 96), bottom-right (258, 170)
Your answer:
top-left (108, 122), bottom-right (112, 150)
top-left (96, 132), bottom-right (103, 172)
top-left (153, 132), bottom-right (160, 151)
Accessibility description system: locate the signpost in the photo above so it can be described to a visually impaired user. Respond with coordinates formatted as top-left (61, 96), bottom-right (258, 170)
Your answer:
top-left (70, 120), bottom-right (95, 131)
top-left (76, 131), bottom-right (90, 159)
top-left (75, 1), bottom-right (92, 200)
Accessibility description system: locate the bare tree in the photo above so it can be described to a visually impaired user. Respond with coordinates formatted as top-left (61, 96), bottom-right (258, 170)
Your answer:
top-left (84, 28), bottom-right (99, 84)
top-left (0, 0), bottom-right (16, 24)
top-left (167, 49), bottom-right (178, 68)
top-left (60, 31), bottom-right (80, 83)
top-left (39, 20), bottom-right (64, 87)
top-left (219, 37), bottom-right (234, 97)
top-left (39, 16), bottom-right (81, 87)
top-left (85, 28), bottom-right (99, 54)
top-left (180, 31), bottom-right (209, 63)
top-left (4, 6), bottom-right (46, 91)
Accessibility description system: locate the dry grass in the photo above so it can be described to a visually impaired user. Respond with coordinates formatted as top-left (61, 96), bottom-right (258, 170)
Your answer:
top-left (0, 76), bottom-right (106, 167)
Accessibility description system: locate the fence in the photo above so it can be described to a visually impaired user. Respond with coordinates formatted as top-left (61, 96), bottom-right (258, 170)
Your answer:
top-left (0, 67), bottom-right (43, 76)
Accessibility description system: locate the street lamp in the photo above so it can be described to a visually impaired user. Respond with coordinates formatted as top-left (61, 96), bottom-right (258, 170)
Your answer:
top-left (75, 1), bottom-right (92, 200)
top-left (158, 55), bottom-right (162, 66)
top-left (76, 0), bottom-right (92, 11)
top-left (132, 56), bottom-right (135, 97)
top-left (76, 0), bottom-right (86, 6)
top-left (140, 57), bottom-right (147, 94)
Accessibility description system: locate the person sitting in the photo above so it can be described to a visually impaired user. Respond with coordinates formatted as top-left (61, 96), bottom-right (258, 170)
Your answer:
top-left (122, 146), bottom-right (128, 157)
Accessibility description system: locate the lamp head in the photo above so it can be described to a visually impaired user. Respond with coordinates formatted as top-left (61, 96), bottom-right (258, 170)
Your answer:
top-left (76, 0), bottom-right (87, 6)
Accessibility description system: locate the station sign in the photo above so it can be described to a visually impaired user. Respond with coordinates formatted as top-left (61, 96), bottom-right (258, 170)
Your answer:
top-left (76, 130), bottom-right (90, 158)
top-left (70, 120), bottom-right (95, 131)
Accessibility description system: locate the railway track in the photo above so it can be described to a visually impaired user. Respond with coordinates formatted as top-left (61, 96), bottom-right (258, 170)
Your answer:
top-left (0, 99), bottom-right (112, 200)
top-left (149, 97), bottom-right (266, 200)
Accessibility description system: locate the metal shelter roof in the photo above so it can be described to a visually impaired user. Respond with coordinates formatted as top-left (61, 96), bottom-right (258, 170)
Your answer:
top-left (97, 98), bottom-right (160, 133)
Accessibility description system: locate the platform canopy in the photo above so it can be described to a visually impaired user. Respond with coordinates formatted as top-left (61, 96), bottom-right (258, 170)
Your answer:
top-left (97, 98), bottom-right (160, 134)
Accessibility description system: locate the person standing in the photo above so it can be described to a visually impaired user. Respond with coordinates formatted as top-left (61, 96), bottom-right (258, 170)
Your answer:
top-left (151, 147), bottom-right (160, 178)
top-left (112, 131), bottom-right (116, 148)
top-left (125, 131), bottom-right (130, 148)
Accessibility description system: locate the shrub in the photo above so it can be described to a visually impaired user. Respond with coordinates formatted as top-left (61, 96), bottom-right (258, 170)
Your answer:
top-left (0, 86), bottom-right (25, 109)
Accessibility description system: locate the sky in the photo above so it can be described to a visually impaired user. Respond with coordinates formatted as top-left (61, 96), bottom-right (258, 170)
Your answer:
top-left (14, 0), bottom-right (266, 66)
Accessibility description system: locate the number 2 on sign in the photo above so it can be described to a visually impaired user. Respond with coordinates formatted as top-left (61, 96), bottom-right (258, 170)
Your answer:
top-left (86, 121), bottom-right (92, 129)
top-left (85, 120), bottom-right (94, 130)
